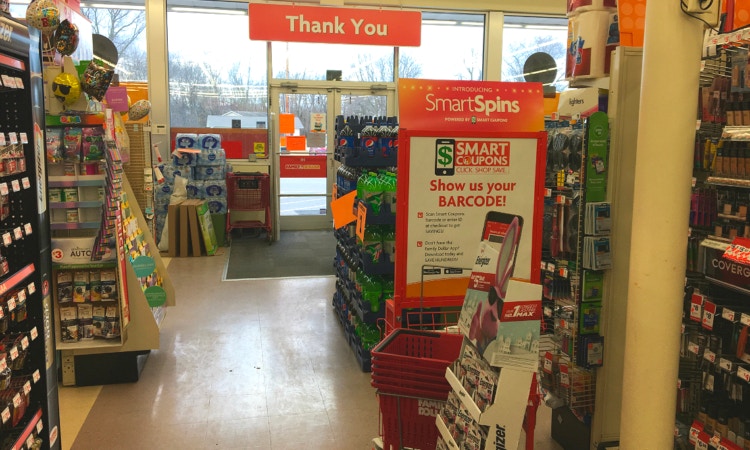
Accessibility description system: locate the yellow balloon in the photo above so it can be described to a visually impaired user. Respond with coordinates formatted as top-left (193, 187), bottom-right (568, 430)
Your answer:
top-left (51, 72), bottom-right (81, 106)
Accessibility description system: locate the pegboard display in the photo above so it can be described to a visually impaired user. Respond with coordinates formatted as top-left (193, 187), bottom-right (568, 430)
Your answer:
top-left (0, 15), bottom-right (60, 450)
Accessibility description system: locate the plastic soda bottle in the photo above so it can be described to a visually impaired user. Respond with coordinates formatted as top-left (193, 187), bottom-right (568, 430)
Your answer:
top-left (362, 171), bottom-right (383, 215)
top-left (361, 225), bottom-right (383, 264)
top-left (381, 171), bottom-right (396, 215)
top-left (382, 226), bottom-right (396, 264)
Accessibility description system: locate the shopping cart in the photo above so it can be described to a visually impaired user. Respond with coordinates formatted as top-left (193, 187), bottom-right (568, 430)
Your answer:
top-left (226, 172), bottom-right (272, 241)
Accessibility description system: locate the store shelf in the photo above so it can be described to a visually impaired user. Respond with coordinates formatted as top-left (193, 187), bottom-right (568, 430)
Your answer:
top-left (9, 407), bottom-right (43, 450)
top-left (49, 201), bottom-right (102, 209)
top-left (705, 176), bottom-right (750, 188)
top-left (50, 222), bottom-right (100, 230)
top-left (435, 414), bottom-right (459, 449)
top-left (56, 340), bottom-right (124, 351)
top-left (48, 175), bottom-right (106, 188)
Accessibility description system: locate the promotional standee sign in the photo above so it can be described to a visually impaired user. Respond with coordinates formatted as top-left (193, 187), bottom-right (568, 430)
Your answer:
top-left (395, 79), bottom-right (546, 307)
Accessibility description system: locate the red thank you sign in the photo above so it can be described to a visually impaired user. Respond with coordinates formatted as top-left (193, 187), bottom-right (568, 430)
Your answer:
top-left (249, 4), bottom-right (421, 46)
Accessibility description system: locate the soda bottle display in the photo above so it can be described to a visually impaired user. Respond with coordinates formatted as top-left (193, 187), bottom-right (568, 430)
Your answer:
top-left (356, 171), bottom-right (370, 202)
top-left (338, 119), bottom-right (355, 150)
top-left (356, 322), bottom-right (380, 350)
top-left (382, 275), bottom-right (394, 301)
top-left (357, 270), bottom-right (383, 313)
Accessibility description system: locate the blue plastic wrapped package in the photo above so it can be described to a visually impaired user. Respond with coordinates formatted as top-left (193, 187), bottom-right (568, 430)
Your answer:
top-left (198, 134), bottom-right (221, 150)
top-left (198, 148), bottom-right (226, 166)
top-left (203, 180), bottom-right (227, 197)
top-left (155, 183), bottom-right (173, 198)
top-left (175, 133), bottom-right (199, 150)
top-left (194, 165), bottom-right (225, 181)
top-left (161, 164), bottom-right (191, 183)
top-left (207, 197), bottom-right (228, 214)
top-left (172, 150), bottom-right (197, 167)
top-left (186, 180), bottom-right (204, 199)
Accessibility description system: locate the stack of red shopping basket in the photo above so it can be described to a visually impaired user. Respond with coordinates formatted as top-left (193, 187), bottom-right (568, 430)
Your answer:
top-left (371, 329), bottom-right (463, 450)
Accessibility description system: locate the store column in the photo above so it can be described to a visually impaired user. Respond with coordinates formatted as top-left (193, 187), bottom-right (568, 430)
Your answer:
top-left (145, 0), bottom-right (170, 160)
top-left (618, 3), bottom-right (703, 448)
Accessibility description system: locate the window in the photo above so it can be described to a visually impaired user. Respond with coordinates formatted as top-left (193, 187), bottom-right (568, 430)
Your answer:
top-left (166, 8), bottom-right (267, 127)
top-left (400, 12), bottom-right (485, 80)
top-left (81, 6), bottom-right (148, 82)
top-left (271, 42), bottom-right (394, 82)
top-left (502, 15), bottom-right (568, 91)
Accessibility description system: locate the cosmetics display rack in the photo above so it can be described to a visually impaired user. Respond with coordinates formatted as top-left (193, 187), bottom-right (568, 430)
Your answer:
top-left (0, 16), bottom-right (61, 449)
top-left (538, 116), bottom-right (610, 449)
top-left (673, 40), bottom-right (750, 448)
top-left (332, 115), bottom-right (398, 372)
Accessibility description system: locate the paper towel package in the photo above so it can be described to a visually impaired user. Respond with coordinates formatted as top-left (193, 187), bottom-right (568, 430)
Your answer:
top-left (566, 10), bottom-right (618, 80)
top-left (198, 134), bottom-right (222, 150)
top-left (175, 133), bottom-right (200, 150)
top-left (567, 0), bottom-right (617, 14)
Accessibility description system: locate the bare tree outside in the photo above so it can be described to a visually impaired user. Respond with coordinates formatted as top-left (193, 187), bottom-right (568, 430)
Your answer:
top-left (82, 8), bottom-right (148, 81)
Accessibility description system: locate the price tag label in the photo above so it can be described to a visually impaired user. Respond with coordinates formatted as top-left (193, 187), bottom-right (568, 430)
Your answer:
top-left (702, 301), bottom-right (717, 330)
top-left (26, 435), bottom-right (34, 449)
top-left (738, 366), bottom-right (750, 383)
top-left (8, 133), bottom-right (17, 145)
top-left (741, 313), bottom-right (750, 326)
top-left (12, 227), bottom-right (22, 240)
top-left (13, 393), bottom-right (21, 408)
top-left (30, 327), bottom-right (37, 341)
top-left (2, 233), bottom-right (12, 246)
top-left (0, 308), bottom-right (4, 319)
top-left (548, 263), bottom-right (556, 272)
top-left (0, 358), bottom-right (6, 372)
top-left (32, 369), bottom-right (40, 383)
top-left (21, 177), bottom-right (29, 190)
top-left (13, 77), bottom-right (23, 90)
top-left (2, 407), bottom-right (10, 423)
top-left (688, 341), bottom-right (700, 355)
top-left (543, 352), bottom-right (553, 373)
top-left (23, 223), bottom-right (31, 235)
top-left (681, 323), bottom-right (685, 334)
top-left (19, 133), bottom-right (28, 145)
top-left (544, 188), bottom-right (552, 197)
top-left (7, 297), bottom-right (16, 311)
top-left (704, 349), bottom-right (716, 363)
top-left (0, 75), bottom-right (12, 88)
top-left (0, 183), bottom-right (8, 196)
top-left (690, 294), bottom-right (703, 322)
top-left (27, 282), bottom-right (35, 295)
top-left (36, 419), bottom-right (42, 433)
top-left (21, 336), bottom-right (29, 350)
top-left (559, 267), bottom-right (568, 278)
top-left (722, 307), bottom-right (736, 322)
top-left (9, 346), bottom-right (18, 361)
top-left (677, 378), bottom-right (682, 389)
top-left (0, 134), bottom-right (4, 145)
top-left (540, 261), bottom-right (547, 271)
top-left (719, 358), bottom-right (733, 372)
top-left (23, 381), bottom-right (30, 395)
top-left (559, 364), bottom-right (570, 387)
top-left (11, 180), bottom-right (20, 192)
top-left (705, 373), bottom-right (715, 392)
top-left (17, 290), bottom-right (25, 302)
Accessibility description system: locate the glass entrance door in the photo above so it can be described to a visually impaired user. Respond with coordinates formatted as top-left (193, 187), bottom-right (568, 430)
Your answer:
top-left (270, 82), bottom-right (394, 231)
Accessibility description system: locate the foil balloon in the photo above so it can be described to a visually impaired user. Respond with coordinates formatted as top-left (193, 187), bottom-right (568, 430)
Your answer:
top-left (26, 0), bottom-right (60, 34)
top-left (128, 99), bottom-right (151, 121)
top-left (128, 100), bottom-right (151, 121)
top-left (51, 72), bottom-right (81, 106)
top-left (54, 20), bottom-right (79, 56)
top-left (80, 60), bottom-right (114, 102)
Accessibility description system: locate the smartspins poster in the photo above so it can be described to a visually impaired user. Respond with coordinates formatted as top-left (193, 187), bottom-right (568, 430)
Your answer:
top-left (394, 78), bottom-right (546, 311)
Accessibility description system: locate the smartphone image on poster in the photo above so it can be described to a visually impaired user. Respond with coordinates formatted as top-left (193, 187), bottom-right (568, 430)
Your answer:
top-left (482, 211), bottom-right (524, 245)
top-left (435, 139), bottom-right (455, 176)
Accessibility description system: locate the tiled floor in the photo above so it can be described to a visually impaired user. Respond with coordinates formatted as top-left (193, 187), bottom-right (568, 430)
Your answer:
top-left (61, 251), bottom-right (564, 450)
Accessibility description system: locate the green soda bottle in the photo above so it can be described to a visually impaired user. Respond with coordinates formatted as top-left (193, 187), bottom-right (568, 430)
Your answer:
top-left (356, 172), bottom-right (370, 202)
top-left (382, 171), bottom-right (397, 215)
top-left (361, 225), bottom-right (383, 264)
top-left (362, 171), bottom-right (383, 215)
top-left (359, 272), bottom-right (383, 313)
top-left (382, 276), bottom-right (394, 301)
top-left (382, 225), bottom-right (395, 264)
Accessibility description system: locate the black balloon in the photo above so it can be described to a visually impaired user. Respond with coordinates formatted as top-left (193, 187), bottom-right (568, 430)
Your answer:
top-left (54, 20), bottom-right (79, 56)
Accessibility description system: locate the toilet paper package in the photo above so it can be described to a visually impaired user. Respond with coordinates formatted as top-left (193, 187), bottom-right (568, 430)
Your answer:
top-left (207, 197), bottom-right (228, 214)
top-left (199, 134), bottom-right (222, 150)
top-left (566, 10), bottom-right (616, 80)
top-left (203, 180), bottom-right (227, 198)
top-left (175, 133), bottom-right (200, 150)
top-left (194, 165), bottom-right (225, 181)
top-left (198, 148), bottom-right (226, 166)
top-left (567, 0), bottom-right (617, 14)
top-left (186, 180), bottom-right (204, 199)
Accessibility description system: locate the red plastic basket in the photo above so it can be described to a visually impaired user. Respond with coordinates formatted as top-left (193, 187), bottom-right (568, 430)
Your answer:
top-left (371, 373), bottom-right (450, 393)
top-left (371, 364), bottom-right (449, 385)
top-left (370, 329), bottom-right (463, 372)
top-left (377, 391), bottom-right (445, 450)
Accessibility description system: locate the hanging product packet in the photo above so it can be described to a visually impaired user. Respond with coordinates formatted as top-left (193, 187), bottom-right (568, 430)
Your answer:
top-left (46, 128), bottom-right (63, 163)
top-left (474, 361), bottom-right (499, 412)
top-left (62, 127), bottom-right (82, 161)
top-left (722, 236), bottom-right (750, 266)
